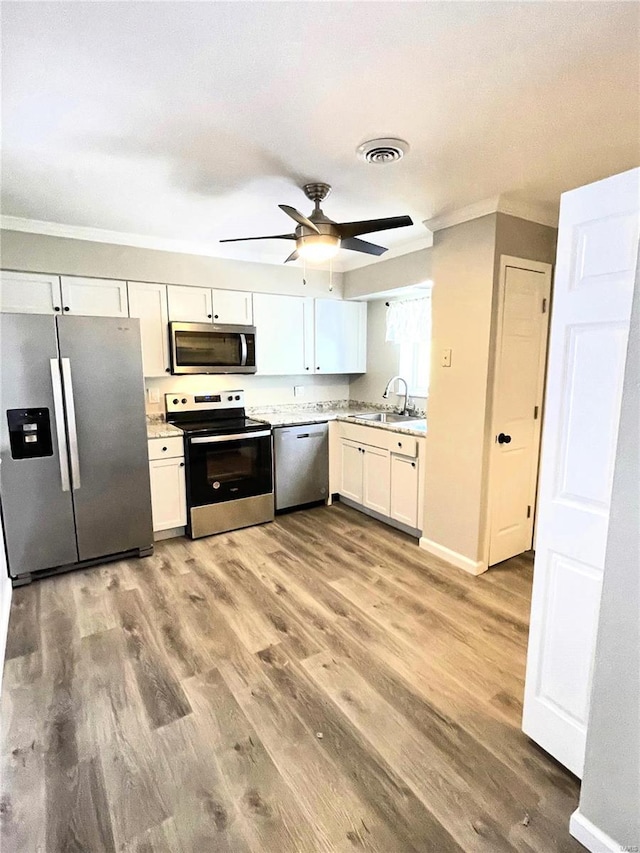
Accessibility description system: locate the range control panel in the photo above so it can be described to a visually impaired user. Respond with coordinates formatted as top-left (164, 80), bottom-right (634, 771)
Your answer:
top-left (165, 391), bottom-right (245, 414)
top-left (7, 408), bottom-right (54, 459)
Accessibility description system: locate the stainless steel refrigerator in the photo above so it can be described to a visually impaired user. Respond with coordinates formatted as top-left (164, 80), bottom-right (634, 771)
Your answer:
top-left (0, 313), bottom-right (154, 585)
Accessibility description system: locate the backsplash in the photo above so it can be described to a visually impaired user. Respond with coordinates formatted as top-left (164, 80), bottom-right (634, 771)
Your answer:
top-left (144, 373), bottom-right (350, 416)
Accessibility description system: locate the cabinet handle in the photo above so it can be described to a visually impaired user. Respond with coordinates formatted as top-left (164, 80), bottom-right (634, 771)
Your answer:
top-left (207, 314), bottom-right (212, 319)
top-left (54, 306), bottom-right (60, 312)
top-left (398, 441), bottom-right (402, 447)
top-left (162, 446), bottom-right (168, 452)
top-left (63, 306), bottom-right (70, 312)
top-left (214, 314), bottom-right (219, 319)
top-left (317, 366), bottom-right (320, 370)
top-left (165, 368), bottom-right (171, 373)
top-left (305, 366), bottom-right (310, 371)
top-left (411, 462), bottom-right (416, 468)
top-left (179, 462), bottom-right (185, 467)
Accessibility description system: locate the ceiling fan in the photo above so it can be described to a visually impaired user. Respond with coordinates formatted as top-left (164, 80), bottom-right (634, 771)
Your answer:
top-left (220, 182), bottom-right (413, 264)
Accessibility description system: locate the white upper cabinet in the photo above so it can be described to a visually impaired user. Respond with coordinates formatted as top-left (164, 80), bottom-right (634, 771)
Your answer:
top-left (314, 299), bottom-right (367, 373)
top-left (0, 271), bottom-right (62, 314)
top-left (254, 294), bottom-right (312, 375)
top-left (212, 289), bottom-right (253, 325)
top-left (127, 281), bottom-right (170, 377)
top-left (167, 285), bottom-right (213, 323)
top-left (60, 276), bottom-right (128, 317)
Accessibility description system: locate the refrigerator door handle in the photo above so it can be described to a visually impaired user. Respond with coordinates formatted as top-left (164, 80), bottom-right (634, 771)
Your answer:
top-left (61, 357), bottom-right (81, 490)
top-left (49, 358), bottom-right (71, 492)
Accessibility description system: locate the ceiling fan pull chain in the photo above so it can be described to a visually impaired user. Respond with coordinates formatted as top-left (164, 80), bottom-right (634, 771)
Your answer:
top-left (302, 254), bottom-right (307, 287)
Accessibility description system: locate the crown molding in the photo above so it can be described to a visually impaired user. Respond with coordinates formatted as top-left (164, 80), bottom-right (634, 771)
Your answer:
top-left (0, 215), bottom-right (232, 259)
top-left (423, 196), bottom-right (558, 232)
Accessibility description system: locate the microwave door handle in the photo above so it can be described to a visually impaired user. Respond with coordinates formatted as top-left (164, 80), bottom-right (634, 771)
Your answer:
top-left (50, 359), bottom-right (71, 492)
top-left (240, 333), bottom-right (248, 367)
top-left (61, 358), bottom-right (81, 490)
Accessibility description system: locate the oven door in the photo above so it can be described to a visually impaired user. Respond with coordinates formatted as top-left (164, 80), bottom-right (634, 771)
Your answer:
top-left (187, 430), bottom-right (273, 506)
top-left (170, 322), bottom-right (256, 375)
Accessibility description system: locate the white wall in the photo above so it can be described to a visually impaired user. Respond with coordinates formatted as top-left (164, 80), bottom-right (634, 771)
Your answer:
top-left (0, 230), bottom-right (344, 298)
top-left (573, 252), bottom-right (640, 851)
top-left (348, 299), bottom-right (427, 411)
top-left (343, 248), bottom-right (431, 299)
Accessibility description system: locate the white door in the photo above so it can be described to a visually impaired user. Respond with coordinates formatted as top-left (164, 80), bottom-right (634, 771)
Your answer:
top-left (212, 289), bottom-right (253, 325)
top-left (488, 259), bottom-right (552, 565)
top-left (253, 293), bottom-right (307, 375)
top-left (149, 457), bottom-right (187, 531)
top-left (60, 276), bottom-right (128, 317)
top-left (167, 285), bottom-right (212, 323)
top-left (127, 281), bottom-right (170, 377)
top-left (523, 168), bottom-right (640, 777)
top-left (390, 455), bottom-right (419, 528)
top-left (315, 299), bottom-right (367, 373)
top-left (362, 445), bottom-right (391, 516)
top-left (340, 439), bottom-right (363, 504)
top-left (0, 271), bottom-right (62, 314)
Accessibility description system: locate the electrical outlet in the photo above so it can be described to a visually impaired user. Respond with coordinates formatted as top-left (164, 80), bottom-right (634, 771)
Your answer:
top-left (441, 348), bottom-right (452, 368)
top-left (293, 385), bottom-right (304, 398)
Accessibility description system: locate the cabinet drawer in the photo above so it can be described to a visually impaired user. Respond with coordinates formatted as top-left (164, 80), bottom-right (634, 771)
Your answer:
top-left (390, 435), bottom-right (417, 458)
top-left (148, 436), bottom-right (184, 460)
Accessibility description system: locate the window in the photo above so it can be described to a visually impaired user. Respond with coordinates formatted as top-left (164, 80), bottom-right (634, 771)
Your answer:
top-left (386, 294), bottom-right (432, 398)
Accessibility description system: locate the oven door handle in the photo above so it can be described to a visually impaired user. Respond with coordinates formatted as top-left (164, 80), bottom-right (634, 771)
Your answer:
top-left (190, 430), bottom-right (271, 445)
top-left (239, 333), bottom-right (248, 367)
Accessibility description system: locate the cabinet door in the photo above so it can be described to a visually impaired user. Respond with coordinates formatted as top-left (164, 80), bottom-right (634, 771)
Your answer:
top-left (128, 282), bottom-right (170, 377)
top-left (362, 445), bottom-right (391, 515)
top-left (212, 289), bottom-right (253, 325)
top-left (302, 297), bottom-right (315, 372)
top-left (390, 454), bottom-right (419, 528)
top-left (149, 457), bottom-right (186, 531)
top-left (315, 299), bottom-right (367, 373)
top-left (253, 293), bottom-right (307, 375)
top-left (167, 285), bottom-right (212, 323)
top-left (340, 439), bottom-right (363, 504)
top-left (60, 277), bottom-right (128, 317)
top-left (1, 271), bottom-right (62, 314)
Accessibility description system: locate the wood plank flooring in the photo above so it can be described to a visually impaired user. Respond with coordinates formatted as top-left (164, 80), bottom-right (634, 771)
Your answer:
top-left (0, 503), bottom-right (582, 852)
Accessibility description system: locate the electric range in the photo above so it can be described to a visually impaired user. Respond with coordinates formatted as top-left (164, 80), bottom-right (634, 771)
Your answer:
top-left (166, 391), bottom-right (274, 538)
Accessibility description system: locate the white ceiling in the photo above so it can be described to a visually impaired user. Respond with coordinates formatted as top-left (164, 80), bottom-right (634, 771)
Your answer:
top-left (2, 1), bottom-right (638, 271)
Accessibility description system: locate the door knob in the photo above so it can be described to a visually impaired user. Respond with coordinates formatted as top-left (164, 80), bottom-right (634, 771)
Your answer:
top-left (497, 433), bottom-right (512, 444)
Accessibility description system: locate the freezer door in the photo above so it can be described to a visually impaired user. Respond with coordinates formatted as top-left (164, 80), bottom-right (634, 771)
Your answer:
top-left (0, 314), bottom-right (78, 577)
top-left (56, 316), bottom-right (153, 560)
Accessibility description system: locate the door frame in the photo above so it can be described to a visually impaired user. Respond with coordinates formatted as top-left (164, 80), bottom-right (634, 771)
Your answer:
top-left (485, 255), bottom-right (553, 567)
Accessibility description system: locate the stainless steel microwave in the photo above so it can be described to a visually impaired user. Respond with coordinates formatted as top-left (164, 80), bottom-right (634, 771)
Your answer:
top-left (169, 322), bottom-right (257, 375)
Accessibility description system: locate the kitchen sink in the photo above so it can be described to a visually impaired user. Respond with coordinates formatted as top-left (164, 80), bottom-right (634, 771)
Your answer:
top-left (351, 411), bottom-right (423, 424)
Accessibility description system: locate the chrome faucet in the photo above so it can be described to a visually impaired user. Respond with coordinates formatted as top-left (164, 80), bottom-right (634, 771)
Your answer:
top-left (382, 375), bottom-right (410, 415)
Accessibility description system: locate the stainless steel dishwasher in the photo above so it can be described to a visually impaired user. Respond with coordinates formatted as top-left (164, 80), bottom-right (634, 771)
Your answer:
top-left (274, 422), bottom-right (329, 511)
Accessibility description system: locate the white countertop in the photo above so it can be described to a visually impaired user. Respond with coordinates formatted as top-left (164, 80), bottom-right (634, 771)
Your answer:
top-left (147, 423), bottom-right (184, 439)
top-left (250, 408), bottom-right (427, 436)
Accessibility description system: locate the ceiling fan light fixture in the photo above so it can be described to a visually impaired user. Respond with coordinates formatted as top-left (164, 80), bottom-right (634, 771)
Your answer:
top-left (297, 233), bottom-right (341, 263)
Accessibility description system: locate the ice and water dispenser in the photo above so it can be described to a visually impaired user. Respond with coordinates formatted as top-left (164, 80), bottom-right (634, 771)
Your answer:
top-left (6, 408), bottom-right (54, 459)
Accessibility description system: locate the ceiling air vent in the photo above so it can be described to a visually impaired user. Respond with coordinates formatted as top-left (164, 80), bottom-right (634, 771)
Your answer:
top-left (356, 138), bottom-right (410, 164)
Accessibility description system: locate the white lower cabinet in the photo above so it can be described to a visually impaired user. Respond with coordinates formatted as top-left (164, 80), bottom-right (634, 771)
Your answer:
top-left (148, 439), bottom-right (186, 532)
top-left (362, 445), bottom-right (391, 515)
top-left (390, 454), bottom-right (419, 528)
top-left (337, 424), bottom-right (423, 533)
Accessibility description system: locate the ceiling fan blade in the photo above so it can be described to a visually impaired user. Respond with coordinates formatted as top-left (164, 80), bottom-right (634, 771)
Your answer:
top-left (278, 204), bottom-right (320, 234)
top-left (219, 233), bottom-right (297, 243)
top-left (340, 237), bottom-right (388, 256)
top-left (337, 215), bottom-right (413, 239)
top-left (284, 250), bottom-right (299, 263)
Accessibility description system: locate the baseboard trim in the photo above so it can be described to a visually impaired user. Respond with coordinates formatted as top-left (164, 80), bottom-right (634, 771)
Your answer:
top-left (154, 526), bottom-right (186, 541)
top-left (419, 537), bottom-right (487, 575)
top-left (569, 810), bottom-right (621, 852)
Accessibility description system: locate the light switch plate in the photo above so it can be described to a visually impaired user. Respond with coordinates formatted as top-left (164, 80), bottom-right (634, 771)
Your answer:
top-left (147, 387), bottom-right (160, 404)
top-left (442, 348), bottom-right (452, 368)
top-left (293, 385), bottom-right (304, 397)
